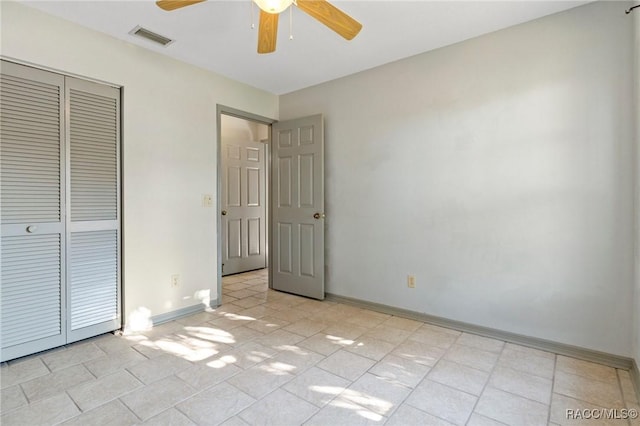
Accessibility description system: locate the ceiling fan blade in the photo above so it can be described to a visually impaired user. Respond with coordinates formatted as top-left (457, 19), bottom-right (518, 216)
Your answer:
top-left (156, 0), bottom-right (206, 12)
top-left (295, 0), bottom-right (362, 41)
top-left (258, 10), bottom-right (279, 54)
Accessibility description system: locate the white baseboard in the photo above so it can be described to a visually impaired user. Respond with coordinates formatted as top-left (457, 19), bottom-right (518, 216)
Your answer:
top-left (326, 293), bottom-right (634, 370)
top-left (150, 298), bottom-right (220, 325)
top-left (632, 358), bottom-right (640, 402)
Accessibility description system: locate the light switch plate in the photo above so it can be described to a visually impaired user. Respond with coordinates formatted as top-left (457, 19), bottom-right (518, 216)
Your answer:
top-left (202, 194), bottom-right (213, 207)
top-left (407, 275), bottom-right (416, 288)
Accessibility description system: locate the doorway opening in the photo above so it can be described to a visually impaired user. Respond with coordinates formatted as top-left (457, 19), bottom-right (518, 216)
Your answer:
top-left (216, 106), bottom-right (275, 305)
top-left (217, 107), bottom-right (326, 304)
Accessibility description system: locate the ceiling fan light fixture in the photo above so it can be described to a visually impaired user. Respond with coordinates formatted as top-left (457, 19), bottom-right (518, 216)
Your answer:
top-left (253, 0), bottom-right (293, 14)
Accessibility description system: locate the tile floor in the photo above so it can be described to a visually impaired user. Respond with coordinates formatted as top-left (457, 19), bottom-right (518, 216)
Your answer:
top-left (1, 268), bottom-right (639, 425)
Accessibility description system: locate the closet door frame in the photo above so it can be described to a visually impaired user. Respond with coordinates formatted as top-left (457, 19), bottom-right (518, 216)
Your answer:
top-left (0, 60), bottom-right (122, 360)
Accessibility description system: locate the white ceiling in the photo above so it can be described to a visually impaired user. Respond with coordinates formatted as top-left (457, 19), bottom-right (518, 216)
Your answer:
top-left (22, 0), bottom-right (591, 94)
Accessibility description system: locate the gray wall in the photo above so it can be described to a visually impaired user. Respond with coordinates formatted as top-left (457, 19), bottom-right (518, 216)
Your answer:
top-left (280, 1), bottom-right (635, 356)
top-left (634, 6), bottom-right (640, 366)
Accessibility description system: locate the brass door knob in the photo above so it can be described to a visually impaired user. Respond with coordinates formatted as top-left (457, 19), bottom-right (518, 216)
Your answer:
top-left (313, 213), bottom-right (325, 219)
top-left (221, 210), bottom-right (227, 216)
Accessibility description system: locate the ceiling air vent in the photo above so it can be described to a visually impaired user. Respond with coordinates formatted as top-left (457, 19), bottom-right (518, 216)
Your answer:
top-left (129, 26), bottom-right (174, 47)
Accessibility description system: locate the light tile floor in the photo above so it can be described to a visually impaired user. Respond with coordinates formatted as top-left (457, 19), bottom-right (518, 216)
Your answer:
top-left (1, 268), bottom-right (639, 425)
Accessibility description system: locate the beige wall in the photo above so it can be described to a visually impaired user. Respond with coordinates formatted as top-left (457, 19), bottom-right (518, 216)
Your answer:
top-left (0, 1), bottom-right (278, 327)
top-left (221, 115), bottom-right (269, 144)
top-left (281, 1), bottom-right (635, 356)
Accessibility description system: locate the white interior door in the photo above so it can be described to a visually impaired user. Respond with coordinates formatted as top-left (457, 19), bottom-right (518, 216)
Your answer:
top-left (221, 138), bottom-right (266, 275)
top-left (0, 61), bottom-right (121, 362)
top-left (271, 114), bottom-right (325, 300)
top-left (0, 62), bottom-right (67, 361)
top-left (65, 76), bottom-right (121, 343)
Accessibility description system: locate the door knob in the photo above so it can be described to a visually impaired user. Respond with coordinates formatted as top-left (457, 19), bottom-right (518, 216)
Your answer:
top-left (26, 225), bottom-right (38, 233)
top-left (221, 210), bottom-right (227, 216)
top-left (313, 212), bottom-right (325, 219)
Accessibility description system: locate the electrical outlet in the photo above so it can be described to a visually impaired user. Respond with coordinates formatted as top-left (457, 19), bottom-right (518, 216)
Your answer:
top-left (407, 275), bottom-right (416, 288)
top-left (171, 274), bottom-right (180, 287)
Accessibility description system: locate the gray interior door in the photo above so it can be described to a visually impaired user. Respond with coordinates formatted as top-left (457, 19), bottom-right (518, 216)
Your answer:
top-left (1, 61), bottom-right (67, 361)
top-left (221, 138), bottom-right (266, 275)
top-left (271, 114), bottom-right (325, 300)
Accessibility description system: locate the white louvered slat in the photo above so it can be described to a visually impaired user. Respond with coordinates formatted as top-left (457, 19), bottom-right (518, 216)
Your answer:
top-left (0, 235), bottom-right (62, 347)
top-left (69, 88), bottom-right (117, 222)
top-left (0, 86), bottom-right (59, 102)
top-left (2, 127), bottom-right (61, 139)
top-left (1, 73), bottom-right (61, 225)
top-left (3, 292), bottom-right (63, 309)
top-left (1, 100), bottom-right (61, 116)
top-left (69, 230), bottom-right (118, 330)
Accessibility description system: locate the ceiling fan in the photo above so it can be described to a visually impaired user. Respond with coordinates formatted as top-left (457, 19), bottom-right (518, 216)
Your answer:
top-left (156, 0), bottom-right (362, 54)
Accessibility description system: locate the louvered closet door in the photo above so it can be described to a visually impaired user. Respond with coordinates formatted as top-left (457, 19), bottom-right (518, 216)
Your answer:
top-left (0, 62), bottom-right (67, 361)
top-left (65, 77), bottom-right (121, 343)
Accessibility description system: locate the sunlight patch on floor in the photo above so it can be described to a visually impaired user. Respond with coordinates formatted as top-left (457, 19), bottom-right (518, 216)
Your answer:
top-left (325, 334), bottom-right (354, 346)
top-left (184, 326), bottom-right (236, 344)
